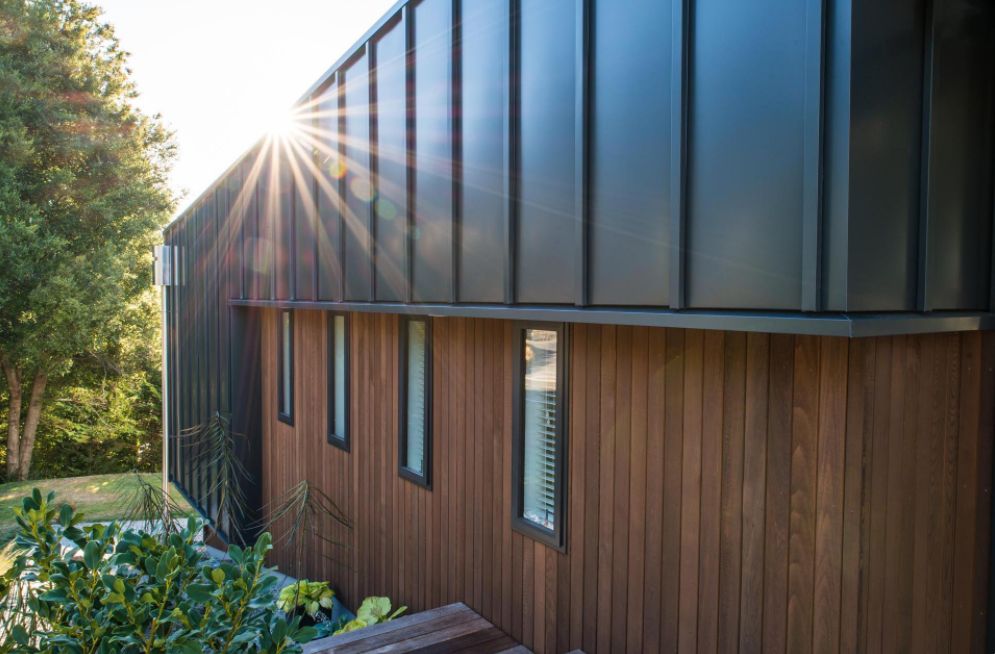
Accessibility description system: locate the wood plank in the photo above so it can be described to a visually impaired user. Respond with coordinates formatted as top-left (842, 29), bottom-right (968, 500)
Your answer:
top-left (718, 331), bottom-right (746, 652)
top-left (595, 324), bottom-right (616, 654)
top-left (641, 327), bottom-right (668, 652)
top-left (697, 329), bottom-right (724, 654)
top-left (787, 334), bottom-right (818, 653)
top-left (840, 337), bottom-right (874, 654)
top-left (678, 329), bottom-right (703, 653)
top-left (881, 336), bottom-right (917, 653)
top-left (611, 326), bottom-right (632, 652)
top-left (569, 324), bottom-right (587, 650)
top-left (302, 603), bottom-right (473, 652)
top-left (660, 327), bottom-right (683, 652)
top-left (739, 332), bottom-right (769, 652)
top-left (951, 332), bottom-right (982, 653)
top-left (625, 327), bottom-right (648, 653)
top-left (864, 336), bottom-right (893, 652)
top-left (582, 325), bottom-right (602, 654)
top-left (813, 337), bottom-right (847, 654)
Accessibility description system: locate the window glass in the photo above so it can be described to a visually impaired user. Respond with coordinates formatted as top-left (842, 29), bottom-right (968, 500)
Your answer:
top-left (404, 319), bottom-right (427, 475)
top-left (332, 315), bottom-right (347, 440)
top-left (279, 311), bottom-right (293, 423)
top-left (522, 328), bottom-right (559, 531)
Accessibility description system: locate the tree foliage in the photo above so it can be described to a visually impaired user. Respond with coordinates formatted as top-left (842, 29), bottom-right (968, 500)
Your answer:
top-left (0, 0), bottom-right (174, 479)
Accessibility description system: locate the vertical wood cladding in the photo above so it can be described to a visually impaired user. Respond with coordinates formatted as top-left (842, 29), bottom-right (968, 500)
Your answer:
top-left (261, 310), bottom-right (993, 653)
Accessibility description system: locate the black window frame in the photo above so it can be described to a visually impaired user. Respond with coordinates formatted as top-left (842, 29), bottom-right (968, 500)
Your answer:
top-left (326, 311), bottom-right (350, 450)
top-left (511, 321), bottom-right (568, 551)
top-left (398, 315), bottom-right (432, 488)
top-left (277, 309), bottom-right (294, 426)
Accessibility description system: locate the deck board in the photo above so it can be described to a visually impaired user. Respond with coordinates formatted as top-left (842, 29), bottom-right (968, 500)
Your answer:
top-left (303, 603), bottom-right (525, 654)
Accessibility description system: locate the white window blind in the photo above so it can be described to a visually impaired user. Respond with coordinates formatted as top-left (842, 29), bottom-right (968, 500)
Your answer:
top-left (332, 315), bottom-right (346, 439)
top-left (405, 320), bottom-right (427, 475)
top-left (280, 311), bottom-right (292, 418)
top-left (522, 328), bottom-right (558, 531)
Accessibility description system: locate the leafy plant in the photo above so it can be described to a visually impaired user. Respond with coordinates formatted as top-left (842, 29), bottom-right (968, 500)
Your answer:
top-left (260, 480), bottom-right (351, 578)
top-left (0, 489), bottom-right (316, 653)
top-left (276, 580), bottom-right (334, 619)
top-left (332, 597), bottom-right (407, 636)
top-left (116, 473), bottom-right (187, 538)
top-left (184, 412), bottom-right (251, 543)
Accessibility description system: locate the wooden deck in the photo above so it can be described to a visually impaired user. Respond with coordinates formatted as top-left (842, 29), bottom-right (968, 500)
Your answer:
top-left (302, 603), bottom-right (528, 654)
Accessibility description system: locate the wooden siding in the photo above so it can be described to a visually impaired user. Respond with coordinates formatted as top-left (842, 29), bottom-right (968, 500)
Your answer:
top-left (261, 310), bottom-right (994, 653)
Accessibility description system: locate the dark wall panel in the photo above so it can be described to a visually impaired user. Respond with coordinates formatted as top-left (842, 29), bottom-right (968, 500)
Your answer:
top-left (374, 20), bottom-right (409, 303)
top-left (589, 0), bottom-right (671, 306)
top-left (343, 56), bottom-right (374, 301)
top-left (316, 84), bottom-right (343, 302)
top-left (685, 0), bottom-right (806, 310)
top-left (845, 0), bottom-right (926, 311)
top-left (517, 0), bottom-right (576, 304)
top-left (227, 165), bottom-right (244, 301)
top-left (275, 155), bottom-right (294, 300)
top-left (294, 151), bottom-right (316, 301)
top-left (250, 153), bottom-right (271, 300)
top-left (923, 0), bottom-right (995, 310)
top-left (412, 0), bottom-right (454, 302)
top-left (459, 0), bottom-right (509, 303)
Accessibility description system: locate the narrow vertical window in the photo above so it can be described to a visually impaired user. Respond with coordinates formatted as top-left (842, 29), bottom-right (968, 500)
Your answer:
top-left (513, 323), bottom-right (566, 549)
top-left (399, 317), bottom-right (431, 487)
top-left (327, 313), bottom-right (349, 449)
top-left (278, 310), bottom-right (294, 425)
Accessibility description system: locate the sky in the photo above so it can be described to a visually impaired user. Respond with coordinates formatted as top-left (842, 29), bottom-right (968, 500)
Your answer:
top-left (97, 0), bottom-right (397, 215)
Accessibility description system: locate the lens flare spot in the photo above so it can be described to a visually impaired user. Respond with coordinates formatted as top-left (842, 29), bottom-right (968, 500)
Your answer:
top-left (327, 157), bottom-right (347, 180)
top-left (350, 178), bottom-right (374, 202)
top-left (375, 198), bottom-right (398, 220)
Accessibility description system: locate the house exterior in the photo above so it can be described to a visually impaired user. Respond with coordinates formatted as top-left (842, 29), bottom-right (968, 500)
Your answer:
top-left (161, 0), bottom-right (995, 651)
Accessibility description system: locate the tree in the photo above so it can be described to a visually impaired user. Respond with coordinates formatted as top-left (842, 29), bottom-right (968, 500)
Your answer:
top-left (0, 0), bottom-right (174, 480)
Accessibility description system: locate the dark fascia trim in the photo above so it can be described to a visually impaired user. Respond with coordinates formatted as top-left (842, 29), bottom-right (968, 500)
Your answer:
top-left (277, 310), bottom-right (294, 426)
top-left (397, 315), bottom-right (432, 489)
top-left (510, 321), bottom-right (568, 552)
top-left (326, 312), bottom-right (350, 452)
top-left (230, 299), bottom-right (995, 338)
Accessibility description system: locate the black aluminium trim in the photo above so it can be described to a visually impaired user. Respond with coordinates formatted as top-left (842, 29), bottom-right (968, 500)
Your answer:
top-left (669, 0), bottom-right (689, 309)
top-left (800, 0), bottom-right (825, 312)
top-left (505, 0), bottom-right (520, 306)
top-left (277, 309), bottom-right (294, 426)
top-left (228, 299), bottom-right (995, 338)
top-left (510, 320), bottom-right (568, 552)
top-left (397, 314), bottom-right (432, 489)
top-left (326, 311), bottom-right (351, 452)
top-left (574, 0), bottom-right (590, 308)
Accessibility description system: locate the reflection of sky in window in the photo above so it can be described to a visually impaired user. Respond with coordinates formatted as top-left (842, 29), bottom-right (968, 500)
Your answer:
top-left (523, 329), bottom-right (558, 531)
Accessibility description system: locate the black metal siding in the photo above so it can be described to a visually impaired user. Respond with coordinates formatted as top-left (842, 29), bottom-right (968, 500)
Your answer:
top-left (411, 0), bottom-right (455, 303)
top-left (374, 18), bottom-right (409, 303)
top-left (516, 0), bottom-right (576, 305)
top-left (343, 54), bottom-right (374, 302)
top-left (458, 0), bottom-right (509, 303)
top-left (685, 0), bottom-right (810, 310)
top-left (588, 0), bottom-right (671, 307)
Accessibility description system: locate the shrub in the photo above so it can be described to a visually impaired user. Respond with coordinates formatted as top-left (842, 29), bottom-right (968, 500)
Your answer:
top-left (0, 489), bottom-right (316, 653)
top-left (333, 596), bottom-right (407, 635)
top-left (277, 580), bottom-right (335, 620)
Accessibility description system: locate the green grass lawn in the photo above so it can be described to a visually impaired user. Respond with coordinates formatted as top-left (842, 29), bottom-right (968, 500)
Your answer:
top-left (0, 473), bottom-right (195, 540)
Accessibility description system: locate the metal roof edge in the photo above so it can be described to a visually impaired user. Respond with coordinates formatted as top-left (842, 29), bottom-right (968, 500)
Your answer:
top-left (227, 300), bottom-right (995, 337)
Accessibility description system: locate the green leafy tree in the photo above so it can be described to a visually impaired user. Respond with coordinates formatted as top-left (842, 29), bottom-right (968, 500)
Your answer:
top-left (0, 0), bottom-right (174, 479)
